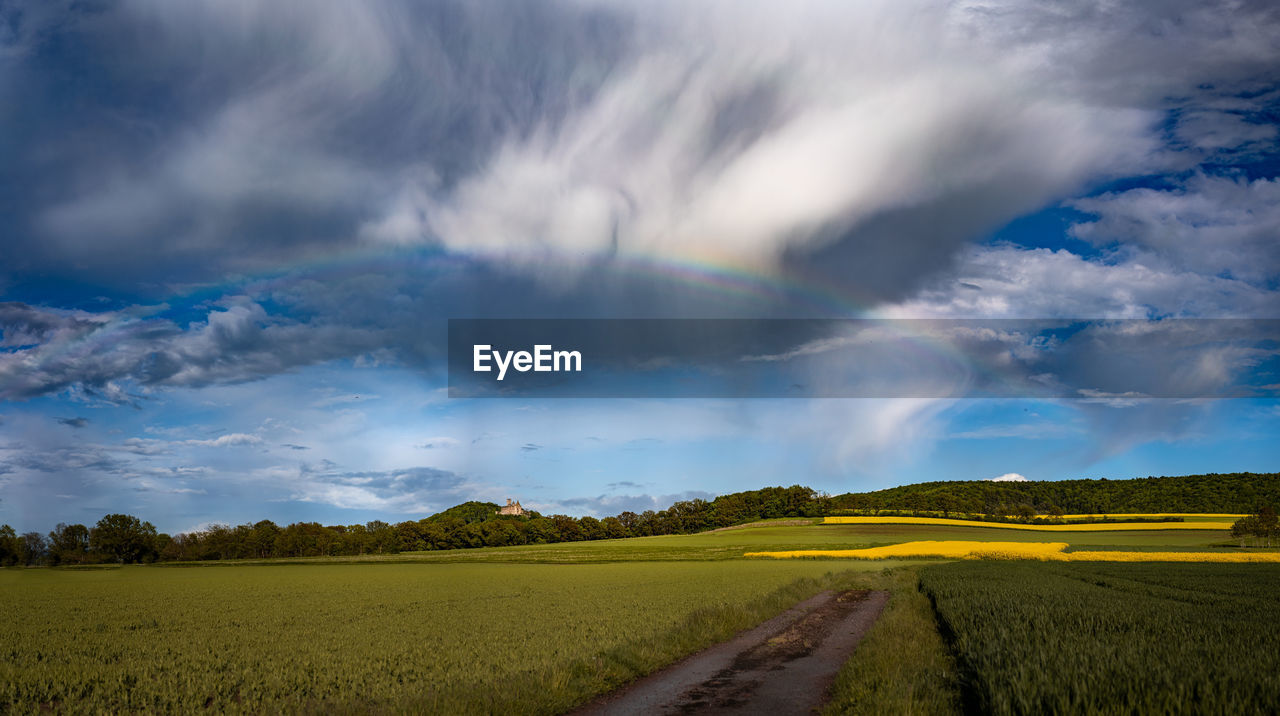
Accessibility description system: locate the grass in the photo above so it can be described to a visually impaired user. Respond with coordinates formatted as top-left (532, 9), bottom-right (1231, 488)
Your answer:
top-left (0, 560), bottom-right (907, 714)
top-left (918, 562), bottom-right (1280, 714)
top-left (6, 517), bottom-right (1272, 713)
top-left (145, 523), bottom-right (1236, 569)
top-left (824, 567), bottom-right (960, 715)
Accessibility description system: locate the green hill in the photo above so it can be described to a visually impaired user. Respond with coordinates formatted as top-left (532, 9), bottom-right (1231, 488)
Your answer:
top-left (828, 472), bottom-right (1280, 515)
top-left (425, 501), bottom-right (505, 524)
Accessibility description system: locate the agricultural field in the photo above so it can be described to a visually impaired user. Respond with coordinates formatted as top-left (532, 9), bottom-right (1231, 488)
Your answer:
top-left (748, 540), bottom-right (1280, 561)
top-left (4, 514), bottom-right (1276, 714)
top-left (231, 520), bottom-right (1238, 566)
top-left (823, 515), bottom-right (1238, 530)
top-left (919, 561), bottom-right (1280, 714)
top-left (0, 560), bottom-right (907, 714)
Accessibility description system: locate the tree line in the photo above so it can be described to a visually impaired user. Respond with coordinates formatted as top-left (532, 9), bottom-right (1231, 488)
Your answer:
top-left (3, 473), bottom-right (1277, 566)
top-left (0, 485), bottom-right (823, 565)
top-left (828, 472), bottom-right (1280, 516)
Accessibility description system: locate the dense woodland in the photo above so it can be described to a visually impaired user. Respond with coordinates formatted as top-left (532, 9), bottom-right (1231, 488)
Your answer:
top-left (828, 472), bottom-right (1280, 515)
top-left (2, 473), bottom-right (1276, 565)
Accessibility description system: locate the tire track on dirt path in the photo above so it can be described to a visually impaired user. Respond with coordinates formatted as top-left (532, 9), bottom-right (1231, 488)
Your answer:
top-left (572, 589), bottom-right (890, 715)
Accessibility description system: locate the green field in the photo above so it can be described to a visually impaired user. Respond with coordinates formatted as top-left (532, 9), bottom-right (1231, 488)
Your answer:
top-left (188, 522), bottom-right (1236, 566)
top-left (4, 517), bottom-right (1274, 714)
top-left (919, 561), bottom-right (1280, 714)
top-left (0, 560), bottom-right (913, 714)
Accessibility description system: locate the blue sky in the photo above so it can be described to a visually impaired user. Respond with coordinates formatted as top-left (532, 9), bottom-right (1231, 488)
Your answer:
top-left (1, 0), bottom-right (1279, 533)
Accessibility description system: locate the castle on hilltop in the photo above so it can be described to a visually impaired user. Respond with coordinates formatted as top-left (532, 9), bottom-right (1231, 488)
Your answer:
top-left (497, 498), bottom-right (526, 516)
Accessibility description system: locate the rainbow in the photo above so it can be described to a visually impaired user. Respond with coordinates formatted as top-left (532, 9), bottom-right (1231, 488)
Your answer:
top-left (12, 243), bottom-right (1026, 399)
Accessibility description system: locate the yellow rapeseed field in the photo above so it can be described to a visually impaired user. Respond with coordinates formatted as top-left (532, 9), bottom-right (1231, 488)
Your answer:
top-left (1059, 551), bottom-right (1280, 562)
top-left (746, 541), bottom-right (1069, 560)
top-left (1046, 513), bottom-right (1247, 519)
top-left (821, 516), bottom-right (1236, 531)
top-left (746, 540), bottom-right (1280, 562)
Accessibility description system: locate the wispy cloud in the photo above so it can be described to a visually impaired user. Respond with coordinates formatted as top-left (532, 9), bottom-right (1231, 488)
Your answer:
top-left (415, 437), bottom-right (459, 450)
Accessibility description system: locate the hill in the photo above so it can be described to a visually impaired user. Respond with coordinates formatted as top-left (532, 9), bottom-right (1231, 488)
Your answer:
top-left (828, 472), bottom-right (1280, 515)
top-left (425, 501), bottom-right (511, 524)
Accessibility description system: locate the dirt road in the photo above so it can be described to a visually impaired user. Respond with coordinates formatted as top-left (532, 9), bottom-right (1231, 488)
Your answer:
top-left (573, 589), bottom-right (890, 715)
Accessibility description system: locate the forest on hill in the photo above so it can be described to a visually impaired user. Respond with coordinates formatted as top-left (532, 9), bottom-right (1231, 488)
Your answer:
top-left (828, 472), bottom-right (1280, 516)
top-left (3, 473), bottom-right (1276, 565)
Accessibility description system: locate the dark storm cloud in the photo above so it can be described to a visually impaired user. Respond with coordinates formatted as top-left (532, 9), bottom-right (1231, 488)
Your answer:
top-left (2, 0), bottom-right (629, 289)
top-left (740, 319), bottom-right (1280, 400)
top-left (0, 1), bottom-right (1276, 404)
top-left (1, 0), bottom-right (1274, 300)
top-left (0, 444), bottom-right (132, 475)
top-left (0, 255), bottom-right (852, 402)
top-left (0, 303), bottom-right (112, 348)
top-left (0, 299), bottom-right (388, 401)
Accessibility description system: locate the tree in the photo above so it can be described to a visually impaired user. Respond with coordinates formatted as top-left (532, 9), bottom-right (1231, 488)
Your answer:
top-left (1231, 507), bottom-right (1278, 548)
top-left (153, 533), bottom-right (174, 560)
top-left (20, 532), bottom-right (48, 565)
top-left (551, 515), bottom-right (583, 542)
top-left (1260, 506), bottom-right (1278, 531)
top-left (525, 517), bottom-right (557, 544)
top-left (90, 514), bottom-right (159, 564)
top-left (0, 525), bottom-right (19, 566)
top-left (600, 516), bottom-right (629, 539)
top-left (248, 520), bottom-right (280, 558)
top-left (578, 516), bottom-right (604, 541)
top-left (47, 523), bottom-right (91, 565)
top-left (617, 511), bottom-right (639, 533)
top-left (366, 521), bottom-right (397, 554)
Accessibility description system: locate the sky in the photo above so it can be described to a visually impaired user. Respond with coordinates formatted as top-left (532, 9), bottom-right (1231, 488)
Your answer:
top-left (1, 0), bottom-right (1279, 534)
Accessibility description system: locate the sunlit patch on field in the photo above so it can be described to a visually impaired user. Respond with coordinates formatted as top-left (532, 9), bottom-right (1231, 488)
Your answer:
top-left (747, 541), bottom-right (1067, 560)
top-left (1044, 513), bottom-right (1247, 520)
top-left (822, 516), bottom-right (1237, 531)
top-left (746, 540), bottom-right (1280, 561)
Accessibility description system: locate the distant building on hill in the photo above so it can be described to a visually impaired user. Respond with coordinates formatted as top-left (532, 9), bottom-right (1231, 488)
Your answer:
top-left (497, 498), bottom-right (526, 516)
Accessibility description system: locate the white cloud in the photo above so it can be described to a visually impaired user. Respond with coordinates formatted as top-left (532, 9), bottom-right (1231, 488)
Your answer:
top-left (988, 472), bottom-right (1028, 482)
top-left (185, 433), bottom-right (263, 448)
top-left (1069, 174), bottom-right (1280, 284)
top-left (882, 244), bottom-right (1279, 319)
top-left (386, 0), bottom-right (1156, 281)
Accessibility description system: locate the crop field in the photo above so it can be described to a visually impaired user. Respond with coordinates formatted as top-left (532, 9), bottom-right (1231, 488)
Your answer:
top-left (823, 516), bottom-right (1236, 530)
top-left (1050, 513), bottom-right (1247, 521)
top-left (747, 540), bottom-right (1280, 561)
top-left (833, 512), bottom-right (1249, 522)
top-left (215, 521), bottom-right (1233, 567)
top-left (5, 515), bottom-right (1275, 714)
top-left (919, 561), bottom-right (1280, 714)
top-left (0, 560), bottom-right (906, 714)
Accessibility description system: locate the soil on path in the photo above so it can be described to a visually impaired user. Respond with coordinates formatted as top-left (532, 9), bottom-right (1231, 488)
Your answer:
top-left (572, 588), bottom-right (890, 715)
